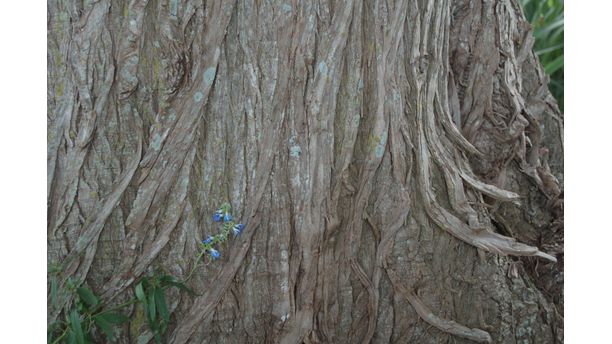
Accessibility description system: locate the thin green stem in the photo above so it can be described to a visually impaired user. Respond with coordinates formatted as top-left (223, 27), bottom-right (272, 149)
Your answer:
top-left (183, 250), bottom-right (206, 283)
top-left (91, 299), bottom-right (138, 318)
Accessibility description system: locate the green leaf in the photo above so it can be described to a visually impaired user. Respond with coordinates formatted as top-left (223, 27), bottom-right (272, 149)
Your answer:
top-left (544, 55), bottom-right (563, 76)
top-left (93, 315), bottom-right (115, 342)
top-left (48, 263), bottom-right (62, 274)
top-left (50, 276), bottom-right (58, 308)
top-left (148, 290), bottom-right (157, 323)
top-left (136, 282), bottom-right (150, 326)
top-left (76, 287), bottom-right (99, 308)
top-left (135, 283), bottom-right (147, 304)
top-left (158, 274), bottom-right (177, 283)
top-left (165, 281), bottom-right (195, 295)
top-left (535, 43), bottom-right (563, 56)
top-left (549, 78), bottom-right (563, 89)
top-left (93, 312), bottom-right (128, 342)
top-left (159, 275), bottom-right (195, 295)
top-left (69, 310), bottom-right (85, 344)
top-left (99, 312), bottom-right (129, 324)
top-left (67, 330), bottom-right (77, 344)
top-left (154, 288), bottom-right (170, 323)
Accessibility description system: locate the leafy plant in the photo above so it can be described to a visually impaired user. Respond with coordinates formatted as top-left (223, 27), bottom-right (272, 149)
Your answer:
top-left (130, 202), bottom-right (244, 342)
top-left (134, 274), bottom-right (193, 343)
top-left (521, 0), bottom-right (564, 110)
top-left (47, 272), bottom-right (129, 344)
top-left (48, 203), bottom-right (243, 343)
top-left (47, 271), bottom-right (190, 343)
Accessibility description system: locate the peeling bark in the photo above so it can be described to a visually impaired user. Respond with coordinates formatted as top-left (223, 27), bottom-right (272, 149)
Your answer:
top-left (48, 0), bottom-right (563, 343)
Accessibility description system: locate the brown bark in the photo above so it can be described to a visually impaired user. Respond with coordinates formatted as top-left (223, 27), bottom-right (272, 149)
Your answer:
top-left (47, 0), bottom-right (563, 343)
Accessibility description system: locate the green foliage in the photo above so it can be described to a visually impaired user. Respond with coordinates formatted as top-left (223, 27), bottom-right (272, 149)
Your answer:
top-left (48, 267), bottom-right (194, 344)
top-left (48, 204), bottom-right (232, 342)
top-left (76, 287), bottom-right (99, 309)
top-left (135, 274), bottom-right (192, 343)
top-left (521, 0), bottom-right (564, 110)
top-left (47, 269), bottom-right (130, 344)
top-left (92, 312), bottom-right (128, 342)
top-left (68, 310), bottom-right (86, 344)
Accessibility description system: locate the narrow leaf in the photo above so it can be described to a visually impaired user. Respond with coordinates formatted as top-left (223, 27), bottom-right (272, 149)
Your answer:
top-left (154, 288), bottom-right (170, 323)
top-left (163, 280), bottom-right (195, 295)
top-left (67, 330), bottom-right (77, 344)
top-left (135, 283), bottom-right (146, 304)
top-left (135, 282), bottom-right (150, 326)
top-left (158, 275), bottom-right (178, 284)
top-left (100, 312), bottom-right (129, 324)
top-left (50, 276), bottom-right (58, 308)
top-left (535, 43), bottom-right (563, 56)
top-left (69, 310), bottom-right (85, 344)
top-left (93, 315), bottom-right (115, 342)
top-left (148, 290), bottom-right (157, 323)
top-left (76, 287), bottom-right (99, 308)
top-left (544, 55), bottom-right (563, 75)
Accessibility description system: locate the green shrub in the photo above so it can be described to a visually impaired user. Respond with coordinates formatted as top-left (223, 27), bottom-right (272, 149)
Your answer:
top-left (521, 0), bottom-right (564, 111)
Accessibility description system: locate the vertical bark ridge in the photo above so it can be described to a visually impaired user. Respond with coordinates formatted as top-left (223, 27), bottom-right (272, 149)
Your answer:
top-left (101, 0), bottom-right (236, 301)
top-left (173, 0), bottom-right (303, 341)
top-left (277, 2), bottom-right (355, 343)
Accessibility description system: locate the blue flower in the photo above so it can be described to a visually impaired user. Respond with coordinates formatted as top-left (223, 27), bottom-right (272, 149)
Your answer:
top-left (232, 223), bottom-right (245, 236)
top-left (202, 236), bottom-right (214, 245)
top-left (209, 248), bottom-right (220, 260)
top-left (213, 210), bottom-right (223, 222)
top-left (223, 213), bottom-right (233, 222)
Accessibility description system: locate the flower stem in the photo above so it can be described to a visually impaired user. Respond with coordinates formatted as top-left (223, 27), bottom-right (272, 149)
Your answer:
top-left (183, 249), bottom-right (206, 283)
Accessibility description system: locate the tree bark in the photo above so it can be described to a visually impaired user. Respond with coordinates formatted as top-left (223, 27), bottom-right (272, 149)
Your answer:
top-left (47, 0), bottom-right (564, 343)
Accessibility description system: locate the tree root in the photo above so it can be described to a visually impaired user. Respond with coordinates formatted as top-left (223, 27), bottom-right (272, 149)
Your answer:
top-left (387, 269), bottom-right (492, 343)
top-left (413, 69), bottom-right (556, 263)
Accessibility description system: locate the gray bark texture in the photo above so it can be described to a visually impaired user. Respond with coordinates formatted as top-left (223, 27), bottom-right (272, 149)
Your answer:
top-left (47, 0), bottom-right (564, 343)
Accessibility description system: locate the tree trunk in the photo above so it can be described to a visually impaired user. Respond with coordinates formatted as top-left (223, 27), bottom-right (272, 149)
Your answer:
top-left (47, 0), bottom-right (563, 343)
